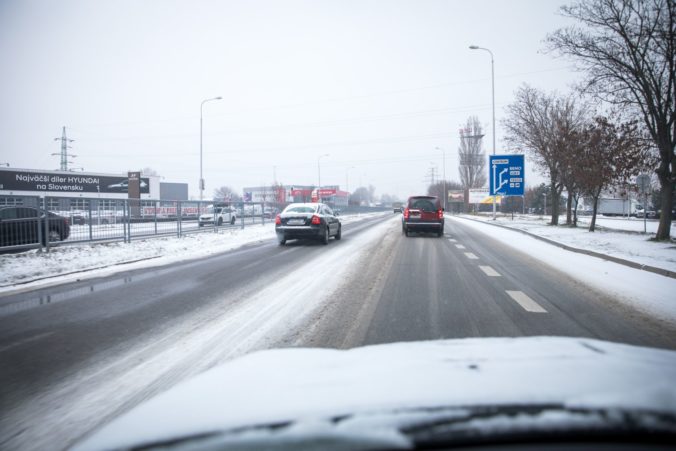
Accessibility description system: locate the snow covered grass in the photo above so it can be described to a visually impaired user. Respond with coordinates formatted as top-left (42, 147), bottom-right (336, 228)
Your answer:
top-left (460, 213), bottom-right (676, 273)
top-left (0, 212), bottom-right (387, 292)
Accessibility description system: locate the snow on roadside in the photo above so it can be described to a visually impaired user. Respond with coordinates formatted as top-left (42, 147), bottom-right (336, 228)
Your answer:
top-left (0, 212), bottom-right (387, 292)
top-left (460, 214), bottom-right (676, 273)
top-left (449, 216), bottom-right (676, 327)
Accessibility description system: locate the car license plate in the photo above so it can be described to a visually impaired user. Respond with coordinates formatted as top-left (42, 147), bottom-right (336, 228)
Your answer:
top-left (288, 219), bottom-right (305, 225)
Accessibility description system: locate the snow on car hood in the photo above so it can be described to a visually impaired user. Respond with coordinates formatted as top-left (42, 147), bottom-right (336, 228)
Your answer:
top-left (74, 336), bottom-right (676, 450)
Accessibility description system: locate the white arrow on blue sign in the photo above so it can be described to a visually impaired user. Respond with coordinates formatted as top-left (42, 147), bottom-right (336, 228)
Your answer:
top-left (489, 154), bottom-right (525, 196)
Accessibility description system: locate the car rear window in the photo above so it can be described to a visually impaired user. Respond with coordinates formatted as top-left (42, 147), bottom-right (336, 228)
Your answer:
top-left (285, 206), bottom-right (317, 214)
top-left (410, 199), bottom-right (437, 212)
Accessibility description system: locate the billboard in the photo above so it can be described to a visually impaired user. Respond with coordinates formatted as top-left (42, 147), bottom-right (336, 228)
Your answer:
top-left (0, 169), bottom-right (150, 194)
top-left (469, 188), bottom-right (490, 204)
top-left (448, 190), bottom-right (464, 203)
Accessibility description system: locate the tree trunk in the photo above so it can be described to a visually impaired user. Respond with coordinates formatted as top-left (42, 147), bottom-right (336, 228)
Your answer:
top-left (565, 189), bottom-right (573, 225)
top-left (655, 173), bottom-right (673, 241)
top-left (550, 181), bottom-right (559, 225)
top-left (654, 131), bottom-right (673, 240)
top-left (589, 195), bottom-right (599, 232)
top-left (573, 196), bottom-right (579, 227)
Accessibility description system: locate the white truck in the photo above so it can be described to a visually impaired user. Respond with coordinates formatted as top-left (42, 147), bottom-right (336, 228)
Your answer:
top-left (597, 198), bottom-right (638, 217)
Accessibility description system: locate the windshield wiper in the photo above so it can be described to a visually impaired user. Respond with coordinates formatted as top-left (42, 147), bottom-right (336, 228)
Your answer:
top-left (398, 404), bottom-right (676, 448)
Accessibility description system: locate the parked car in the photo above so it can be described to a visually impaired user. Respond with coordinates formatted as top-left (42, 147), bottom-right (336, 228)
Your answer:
top-left (198, 205), bottom-right (237, 226)
top-left (70, 214), bottom-right (86, 225)
top-left (402, 195), bottom-right (444, 237)
top-left (275, 202), bottom-right (341, 245)
top-left (0, 206), bottom-right (70, 247)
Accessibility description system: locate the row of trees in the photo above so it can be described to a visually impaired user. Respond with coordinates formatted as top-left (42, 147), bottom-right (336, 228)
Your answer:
top-left (503, 87), bottom-right (650, 231)
top-left (533, 0), bottom-right (675, 239)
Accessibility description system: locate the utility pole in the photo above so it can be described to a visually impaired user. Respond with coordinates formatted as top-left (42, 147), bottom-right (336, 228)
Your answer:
top-left (53, 126), bottom-right (75, 171)
top-left (425, 166), bottom-right (437, 193)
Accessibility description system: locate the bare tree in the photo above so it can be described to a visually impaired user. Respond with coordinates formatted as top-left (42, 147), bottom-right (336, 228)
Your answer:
top-left (503, 86), bottom-right (584, 225)
top-left (213, 186), bottom-right (241, 202)
top-left (573, 116), bottom-right (647, 231)
top-left (350, 186), bottom-right (375, 206)
top-left (547, 0), bottom-right (675, 240)
top-left (458, 116), bottom-right (487, 191)
top-left (554, 101), bottom-right (590, 225)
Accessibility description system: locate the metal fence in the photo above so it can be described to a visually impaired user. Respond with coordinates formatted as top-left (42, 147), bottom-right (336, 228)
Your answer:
top-left (0, 196), bottom-right (288, 252)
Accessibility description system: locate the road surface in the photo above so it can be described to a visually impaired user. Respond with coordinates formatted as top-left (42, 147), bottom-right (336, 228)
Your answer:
top-left (1, 214), bottom-right (674, 450)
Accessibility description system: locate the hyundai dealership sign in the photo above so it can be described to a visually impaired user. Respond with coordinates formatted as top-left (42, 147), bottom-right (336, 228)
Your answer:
top-left (0, 169), bottom-right (150, 194)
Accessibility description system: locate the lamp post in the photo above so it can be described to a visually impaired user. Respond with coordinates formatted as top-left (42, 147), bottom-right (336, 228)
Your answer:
top-left (200, 96), bottom-right (222, 201)
top-left (469, 45), bottom-right (496, 219)
top-left (317, 153), bottom-right (329, 202)
top-left (434, 147), bottom-right (447, 210)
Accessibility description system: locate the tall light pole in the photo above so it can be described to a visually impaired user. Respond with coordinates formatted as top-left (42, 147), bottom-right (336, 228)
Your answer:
top-left (469, 45), bottom-right (496, 219)
top-left (434, 147), bottom-right (447, 210)
top-left (200, 96), bottom-right (222, 201)
top-left (317, 153), bottom-right (329, 202)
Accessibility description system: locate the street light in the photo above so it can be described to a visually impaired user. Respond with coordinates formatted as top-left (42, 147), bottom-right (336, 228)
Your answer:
top-left (199, 96), bottom-right (222, 201)
top-left (469, 44), bottom-right (496, 219)
top-left (434, 147), bottom-right (447, 211)
top-left (317, 153), bottom-right (329, 202)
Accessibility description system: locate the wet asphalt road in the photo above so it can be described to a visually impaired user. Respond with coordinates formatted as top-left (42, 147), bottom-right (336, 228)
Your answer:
top-left (1, 213), bottom-right (674, 450)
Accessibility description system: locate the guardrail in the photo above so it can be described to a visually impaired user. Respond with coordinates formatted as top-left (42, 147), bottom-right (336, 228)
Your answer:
top-left (0, 196), bottom-right (289, 252)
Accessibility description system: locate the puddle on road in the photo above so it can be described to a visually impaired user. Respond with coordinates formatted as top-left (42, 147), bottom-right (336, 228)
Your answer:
top-left (0, 270), bottom-right (162, 318)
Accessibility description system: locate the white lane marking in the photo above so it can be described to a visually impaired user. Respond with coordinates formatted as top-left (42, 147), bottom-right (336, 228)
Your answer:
top-left (447, 238), bottom-right (457, 242)
top-left (479, 265), bottom-right (501, 277)
top-left (464, 252), bottom-right (478, 260)
top-left (455, 244), bottom-right (466, 249)
top-left (506, 290), bottom-right (547, 313)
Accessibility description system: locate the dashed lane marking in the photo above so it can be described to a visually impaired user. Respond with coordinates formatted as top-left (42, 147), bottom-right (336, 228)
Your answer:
top-left (506, 290), bottom-right (547, 313)
top-left (455, 244), bottom-right (466, 249)
top-left (464, 252), bottom-right (478, 260)
top-left (479, 265), bottom-right (501, 277)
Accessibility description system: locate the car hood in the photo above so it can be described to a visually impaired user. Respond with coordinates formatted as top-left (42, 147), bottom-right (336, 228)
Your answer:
top-left (73, 337), bottom-right (676, 450)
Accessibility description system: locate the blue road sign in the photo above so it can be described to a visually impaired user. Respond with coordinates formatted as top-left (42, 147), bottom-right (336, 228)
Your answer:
top-left (489, 154), bottom-right (524, 196)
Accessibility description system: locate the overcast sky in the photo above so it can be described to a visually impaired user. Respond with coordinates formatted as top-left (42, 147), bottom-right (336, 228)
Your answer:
top-left (1, 0), bottom-right (581, 200)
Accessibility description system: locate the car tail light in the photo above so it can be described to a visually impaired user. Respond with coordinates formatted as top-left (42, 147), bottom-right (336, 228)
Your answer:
top-left (311, 215), bottom-right (321, 225)
top-left (438, 209), bottom-right (444, 219)
top-left (275, 215), bottom-right (281, 225)
top-left (403, 208), bottom-right (410, 219)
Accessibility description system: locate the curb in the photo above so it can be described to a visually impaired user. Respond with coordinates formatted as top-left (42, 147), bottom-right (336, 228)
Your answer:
top-left (453, 215), bottom-right (676, 280)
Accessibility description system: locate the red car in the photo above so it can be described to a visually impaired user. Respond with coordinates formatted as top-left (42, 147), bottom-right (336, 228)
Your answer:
top-left (401, 196), bottom-right (444, 237)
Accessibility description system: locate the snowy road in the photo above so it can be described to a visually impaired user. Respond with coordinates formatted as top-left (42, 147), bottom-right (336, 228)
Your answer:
top-left (1, 213), bottom-right (675, 450)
